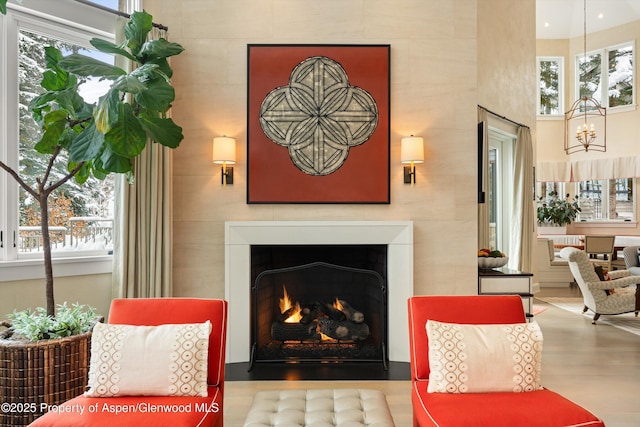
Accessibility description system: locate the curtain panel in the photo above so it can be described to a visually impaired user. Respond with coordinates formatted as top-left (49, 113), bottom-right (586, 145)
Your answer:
top-left (112, 0), bottom-right (173, 298)
top-left (537, 155), bottom-right (640, 182)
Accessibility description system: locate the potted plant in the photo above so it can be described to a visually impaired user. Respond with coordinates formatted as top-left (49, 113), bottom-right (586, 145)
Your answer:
top-left (0, 9), bottom-right (184, 425)
top-left (537, 191), bottom-right (581, 233)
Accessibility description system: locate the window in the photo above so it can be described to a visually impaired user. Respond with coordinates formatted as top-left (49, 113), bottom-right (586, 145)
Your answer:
top-left (488, 129), bottom-right (514, 255)
top-left (576, 179), bottom-right (635, 221)
top-left (575, 42), bottom-right (635, 110)
top-left (77, 0), bottom-right (119, 9)
top-left (0, 1), bottom-right (118, 279)
top-left (537, 57), bottom-right (564, 115)
top-left (536, 182), bottom-right (566, 202)
top-left (18, 29), bottom-right (115, 258)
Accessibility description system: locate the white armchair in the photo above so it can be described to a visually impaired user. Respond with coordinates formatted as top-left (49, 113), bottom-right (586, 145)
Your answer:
top-left (622, 245), bottom-right (640, 275)
top-left (560, 247), bottom-right (640, 324)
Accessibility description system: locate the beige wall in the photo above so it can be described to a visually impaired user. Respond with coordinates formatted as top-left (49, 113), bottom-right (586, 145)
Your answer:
top-left (478, 0), bottom-right (537, 130)
top-left (0, 1), bottom-right (537, 322)
top-left (0, 274), bottom-right (112, 321)
top-left (133, 0), bottom-right (536, 300)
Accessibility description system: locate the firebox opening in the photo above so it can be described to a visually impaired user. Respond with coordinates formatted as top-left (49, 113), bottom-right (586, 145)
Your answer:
top-left (250, 245), bottom-right (388, 370)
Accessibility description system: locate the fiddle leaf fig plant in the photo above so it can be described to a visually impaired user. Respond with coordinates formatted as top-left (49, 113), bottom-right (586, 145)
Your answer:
top-left (0, 9), bottom-right (184, 321)
top-left (537, 191), bottom-right (581, 227)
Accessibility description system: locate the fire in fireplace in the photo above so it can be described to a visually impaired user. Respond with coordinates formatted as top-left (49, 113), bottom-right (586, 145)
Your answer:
top-left (250, 245), bottom-right (388, 370)
top-left (273, 285), bottom-right (371, 343)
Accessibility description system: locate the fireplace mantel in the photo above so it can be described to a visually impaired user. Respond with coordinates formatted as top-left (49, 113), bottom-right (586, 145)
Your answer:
top-left (224, 221), bottom-right (413, 364)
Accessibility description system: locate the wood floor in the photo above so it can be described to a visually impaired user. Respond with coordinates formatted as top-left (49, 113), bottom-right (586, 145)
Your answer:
top-left (224, 286), bottom-right (640, 427)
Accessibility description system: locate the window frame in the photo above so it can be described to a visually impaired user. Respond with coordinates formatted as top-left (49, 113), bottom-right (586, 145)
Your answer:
top-left (574, 41), bottom-right (636, 112)
top-left (536, 56), bottom-right (565, 117)
top-left (574, 178), bottom-right (637, 224)
top-left (0, 2), bottom-right (117, 282)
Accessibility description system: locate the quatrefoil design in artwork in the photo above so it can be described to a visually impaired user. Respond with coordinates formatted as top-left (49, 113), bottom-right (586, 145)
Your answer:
top-left (259, 56), bottom-right (379, 176)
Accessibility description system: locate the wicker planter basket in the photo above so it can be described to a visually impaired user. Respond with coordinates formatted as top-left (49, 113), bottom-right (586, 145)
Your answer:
top-left (0, 329), bottom-right (92, 426)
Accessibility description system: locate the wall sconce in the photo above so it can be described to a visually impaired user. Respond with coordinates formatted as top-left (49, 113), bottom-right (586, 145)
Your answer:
top-left (401, 135), bottom-right (424, 185)
top-left (212, 136), bottom-right (236, 185)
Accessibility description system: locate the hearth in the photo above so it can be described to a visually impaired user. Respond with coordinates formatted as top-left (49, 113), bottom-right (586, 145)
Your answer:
top-left (249, 245), bottom-right (388, 369)
top-left (224, 221), bottom-right (413, 366)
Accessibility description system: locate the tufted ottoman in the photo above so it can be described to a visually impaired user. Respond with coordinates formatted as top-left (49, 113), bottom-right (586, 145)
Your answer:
top-left (242, 388), bottom-right (396, 427)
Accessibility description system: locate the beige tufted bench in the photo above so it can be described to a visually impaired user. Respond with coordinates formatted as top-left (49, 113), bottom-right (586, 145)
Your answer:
top-left (242, 389), bottom-right (396, 427)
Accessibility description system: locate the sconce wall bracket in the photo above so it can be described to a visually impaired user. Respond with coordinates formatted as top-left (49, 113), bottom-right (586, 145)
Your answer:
top-left (221, 167), bottom-right (234, 185)
top-left (403, 166), bottom-right (415, 184)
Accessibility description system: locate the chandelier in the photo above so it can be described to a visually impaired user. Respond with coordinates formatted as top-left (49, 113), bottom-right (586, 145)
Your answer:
top-left (564, 0), bottom-right (606, 154)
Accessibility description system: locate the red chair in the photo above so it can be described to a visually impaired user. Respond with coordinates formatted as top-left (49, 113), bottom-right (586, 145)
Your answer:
top-left (408, 295), bottom-right (604, 427)
top-left (30, 298), bottom-right (227, 427)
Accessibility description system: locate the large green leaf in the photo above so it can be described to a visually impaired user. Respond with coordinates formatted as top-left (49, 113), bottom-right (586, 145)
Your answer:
top-left (0, 0), bottom-right (6, 15)
top-left (135, 78), bottom-right (174, 112)
top-left (41, 69), bottom-right (67, 92)
top-left (146, 57), bottom-right (173, 79)
top-left (35, 110), bottom-right (69, 154)
top-left (125, 11), bottom-right (153, 57)
top-left (130, 63), bottom-right (161, 83)
top-left (111, 74), bottom-right (147, 94)
top-left (100, 144), bottom-right (133, 173)
top-left (44, 46), bottom-right (64, 70)
top-left (54, 88), bottom-right (86, 117)
top-left (139, 116), bottom-right (183, 148)
top-left (69, 122), bottom-right (104, 162)
top-left (139, 38), bottom-right (184, 60)
top-left (29, 92), bottom-right (57, 121)
top-left (71, 161), bottom-right (90, 185)
top-left (59, 54), bottom-right (126, 79)
top-left (94, 90), bottom-right (120, 134)
top-left (40, 47), bottom-right (68, 91)
top-left (104, 103), bottom-right (147, 158)
top-left (89, 161), bottom-right (108, 180)
top-left (90, 38), bottom-right (136, 62)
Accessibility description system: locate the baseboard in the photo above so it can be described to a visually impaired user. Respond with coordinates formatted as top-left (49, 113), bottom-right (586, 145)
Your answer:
top-left (539, 282), bottom-right (572, 288)
top-left (532, 282), bottom-right (541, 293)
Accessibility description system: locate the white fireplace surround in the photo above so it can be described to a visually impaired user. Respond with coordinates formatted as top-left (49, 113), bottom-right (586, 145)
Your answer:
top-left (224, 221), bottom-right (414, 364)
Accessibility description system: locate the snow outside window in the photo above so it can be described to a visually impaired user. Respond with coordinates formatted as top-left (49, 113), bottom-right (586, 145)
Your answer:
top-left (575, 42), bottom-right (635, 110)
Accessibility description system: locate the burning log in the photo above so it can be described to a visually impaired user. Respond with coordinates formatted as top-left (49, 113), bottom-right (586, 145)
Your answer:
top-left (278, 307), bottom-right (297, 322)
top-left (338, 299), bottom-right (364, 323)
top-left (300, 304), bottom-right (320, 324)
top-left (322, 302), bottom-right (347, 321)
top-left (271, 321), bottom-right (321, 341)
top-left (317, 318), bottom-right (370, 341)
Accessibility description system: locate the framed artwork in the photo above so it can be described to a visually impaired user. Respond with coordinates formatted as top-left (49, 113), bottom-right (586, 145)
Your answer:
top-left (247, 44), bottom-right (390, 204)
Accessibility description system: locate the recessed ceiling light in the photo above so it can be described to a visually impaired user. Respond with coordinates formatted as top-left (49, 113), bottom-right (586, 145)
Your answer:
top-left (598, 13), bottom-right (604, 19)
top-left (544, 22), bottom-right (550, 27)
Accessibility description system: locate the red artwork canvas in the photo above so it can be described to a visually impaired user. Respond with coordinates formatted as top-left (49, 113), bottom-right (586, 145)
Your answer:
top-left (247, 44), bottom-right (390, 203)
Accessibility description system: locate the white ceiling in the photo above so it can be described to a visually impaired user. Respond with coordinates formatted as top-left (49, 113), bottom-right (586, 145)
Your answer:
top-left (537, 0), bottom-right (640, 39)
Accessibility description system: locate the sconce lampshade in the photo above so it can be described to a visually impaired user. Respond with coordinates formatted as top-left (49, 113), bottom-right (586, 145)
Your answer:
top-left (212, 136), bottom-right (236, 164)
top-left (400, 136), bottom-right (424, 163)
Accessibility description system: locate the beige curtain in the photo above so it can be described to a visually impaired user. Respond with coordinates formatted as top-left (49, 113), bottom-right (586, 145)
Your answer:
top-left (112, 1), bottom-right (173, 298)
top-left (510, 127), bottom-right (534, 272)
top-left (477, 108), bottom-right (490, 249)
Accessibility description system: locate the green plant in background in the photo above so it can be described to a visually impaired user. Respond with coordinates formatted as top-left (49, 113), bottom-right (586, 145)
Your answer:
top-left (537, 191), bottom-right (581, 226)
top-left (4, 303), bottom-right (101, 341)
top-left (0, 9), bottom-right (184, 321)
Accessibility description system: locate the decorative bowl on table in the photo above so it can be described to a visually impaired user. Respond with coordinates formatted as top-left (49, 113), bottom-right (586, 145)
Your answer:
top-left (478, 256), bottom-right (509, 269)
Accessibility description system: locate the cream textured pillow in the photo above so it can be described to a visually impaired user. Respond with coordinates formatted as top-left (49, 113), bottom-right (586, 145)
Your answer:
top-left (426, 320), bottom-right (543, 393)
top-left (86, 321), bottom-right (211, 397)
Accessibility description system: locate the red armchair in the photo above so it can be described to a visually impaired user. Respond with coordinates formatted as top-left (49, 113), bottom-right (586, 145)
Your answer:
top-left (30, 298), bottom-right (227, 427)
top-left (408, 295), bottom-right (604, 427)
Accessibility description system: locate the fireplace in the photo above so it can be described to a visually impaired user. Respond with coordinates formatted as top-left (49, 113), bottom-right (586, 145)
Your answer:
top-left (250, 245), bottom-right (388, 369)
top-left (224, 221), bottom-right (413, 365)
